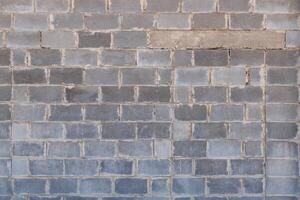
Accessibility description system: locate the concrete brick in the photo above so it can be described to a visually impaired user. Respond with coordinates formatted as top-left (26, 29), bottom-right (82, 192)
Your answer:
top-left (74, 0), bottom-right (105, 13)
top-left (0, 104), bottom-right (10, 121)
top-left (102, 122), bottom-right (135, 139)
top-left (174, 105), bottom-right (207, 121)
top-left (14, 179), bottom-right (45, 194)
top-left (229, 122), bottom-right (262, 139)
top-left (266, 178), bottom-right (298, 195)
top-left (210, 105), bottom-right (243, 121)
top-left (172, 50), bottom-right (192, 66)
top-left (0, 14), bottom-right (10, 28)
top-left (85, 15), bottom-right (119, 30)
top-left (3, 50), bottom-right (20, 66)
top-left (121, 14), bottom-right (153, 29)
top-left (146, 0), bottom-right (180, 12)
top-left (30, 160), bottom-right (63, 175)
top-left (122, 105), bottom-right (153, 121)
top-left (267, 159), bottom-right (298, 176)
top-left (137, 122), bottom-right (170, 138)
top-left (173, 159), bottom-right (192, 174)
top-left (50, 68), bottom-right (83, 84)
top-left (245, 141), bottom-right (262, 157)
top-left (230, 49), bottom-right (264, 66)
top-left (0, 122), bottom-right (10, 139)
top-left (174, 87), bottom-right (189, 103)
top-left (174, 141), bottom-right (206, 157)
top-left (102, 86), bottom-right (134, 102)
top-left (0, 141), bottom-right (10, 157)
top-left (29, 86), bottom-right (63, 103)
top-left (157, 14), bottom-right (190, 30)
top-left (15, 14), bottom-right (48, 31)
top-left (12, 86), bottom-right (28, 103)
top-left (86, 105), bottom-right (118, 121)
top-left (243, 178), bottom-right (263, 194)
top-left (0, 68), bottom-right (11, 84)
top-left (267, 141), bottom-right (297, 158)
top-left (267, 122), bottom-right (297, 139)
top-left (231, 159), bottom-right (263, 175)
top-left (13, 142), bottom-right (44, 156)
top-left (286, 31), bottom-right (300, 47)
top-left (42, 31), bottom-right (76, 48)
top-left (266, 50), bottom-right (300, 66)
top-left (0, 160), bottom-right (11, 176)
top-left (100, 159), bottom-right (133, 174)
top-left (0, 0), bottom-right (33, 12)
top-left (30, 49), bottom-right (61, 66)
top-left (138, 50), bottom-right (170, 66)
top-left (84, 141), bottom-right (115, 157)
top-left (31, 122), bottom-right (63, 139)
top-left (230, 14), bottom-right (264, 30)
top-left (110, 0), bottom-right (141, 13)
top-left (208, 178), bottom-right (240, 194)
top-left (0, 86), bottom-right (11, 101)
top-left (231, 87), bottom-right (263, 102)
top-left (64, 49), bottom-right (97, 66)
top-left (152, 179), bottom-right (169, 194)
top-left (122, 68), bottom-right (156, 85)
top-left (149, 31), bottom-right (285, 49)
top-left (80, 178), bottom-right (111, 193)
top-left (195, 159), bottom-right (227, 175)
top-left (65, 160), bottom-right (98, 175)
top-left (53, 13), bottom-right (84, 29)
top-left (49, 105), bottom-right (82, 121)
top-left (36, 0), bottom-right (69, 12)
top-left (113, 31), bottom-right (146, 48)
top-left (212, 67), bottom-right (245, 85)
top-left (176, 68), bottom-right (208, 85)
top-left (267, 86), bottom-right (298, 103)
top-left (266, 14), bottom-right (300, 29)
top-left (13, 104), bottom-right (45, 121)
top-left (195, 50), bottom-right (228, 66)
top-left (207, 140), bottom-right (241, 157)
top-left (138, 160), bottom-right (170, 175)
top-left (13, 123), bottom-right (34, 139)
top-left (182, 0), bottom-right (217, 12)
top-left (78, 32), bottom-right (111, 48)
top-left (7, 32), bottom-right (40, 48)
top-left (267, 68), bottom-right (298, 85)
top-left (119, 141), bottom-right (152, 156)
top-left (12, 159), bottom-right (28, 176)
top-left (255, 0), bottom-right (300, 13)
top-left (49, 179), bottom-right (77, 194)
top-left (172, 178), bottom-right (204, 194)
top-left (219, 0), bottom-right (250, 12)
top-left (101, 50), bottom-right (136, 66)
top-left (65, 123), bottom-right (98, 139)
top-left (0, 49), bottom-right (10, 66)
top-left (138, 86), bottom-right (171, 102)
top-left (266, 104), bottom-right (297, 121)
top-left (193, 123), bottom-right (226, 139)
top-left (158, 68), bottom-right (172, 85)
top-left (66, 86), bottom-right (98, 103)
top-left (193, 14), bottom-right (226, 29)
top-left (115, 178), bottom-right (147, 194)
top-left (48, 142), bottom-right (80, 157)
top-left (194, 86), bottom-right (226, 103)
top-left (154, 140), bottom-right (171, 157)
top-left (85, 68), bottom-right (118, 85)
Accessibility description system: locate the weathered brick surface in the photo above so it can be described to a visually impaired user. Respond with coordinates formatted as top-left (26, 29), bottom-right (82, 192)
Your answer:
top-left (1, 0), bottom-right (299, 199)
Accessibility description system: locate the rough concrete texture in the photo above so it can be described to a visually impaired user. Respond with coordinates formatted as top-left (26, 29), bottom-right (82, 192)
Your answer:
top-left (0, 0), bottom-right (299, 199)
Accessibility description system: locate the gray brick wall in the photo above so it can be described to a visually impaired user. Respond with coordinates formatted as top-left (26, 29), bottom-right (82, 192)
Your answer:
top-left (0, 0), bottom-right (299, 199)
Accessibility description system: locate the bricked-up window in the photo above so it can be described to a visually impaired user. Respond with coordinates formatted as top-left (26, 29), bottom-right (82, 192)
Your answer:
top-left (1, 0), bottom-right (299, 198)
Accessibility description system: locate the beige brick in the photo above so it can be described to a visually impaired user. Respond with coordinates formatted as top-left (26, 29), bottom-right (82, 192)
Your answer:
top-left (149, 31), bottom-right (285, 49)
